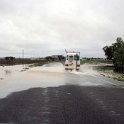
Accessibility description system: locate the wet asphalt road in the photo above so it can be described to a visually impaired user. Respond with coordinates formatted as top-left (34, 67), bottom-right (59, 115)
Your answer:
top-left (0, 62), bottom-right (124, 124)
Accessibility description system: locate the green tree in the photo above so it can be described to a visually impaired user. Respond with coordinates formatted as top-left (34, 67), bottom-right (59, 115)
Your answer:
top-left (112, 37), bottom-right (124, 73)
top-left (103, 46), bottom-right (113, 60)
top-left (103, 37), bottom-right (124, 73)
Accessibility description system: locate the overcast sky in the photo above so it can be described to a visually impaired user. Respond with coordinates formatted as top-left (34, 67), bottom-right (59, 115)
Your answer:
top-left (0, 0), bottom-right (124, 57)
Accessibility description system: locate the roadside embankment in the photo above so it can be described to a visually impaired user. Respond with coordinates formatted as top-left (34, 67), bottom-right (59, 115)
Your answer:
top-left (97, 65), bottom-right (124, 81)
top-left (81, 59), bottom-right (124, 81)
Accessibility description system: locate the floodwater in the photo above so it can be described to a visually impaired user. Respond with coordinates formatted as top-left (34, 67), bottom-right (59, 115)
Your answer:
top-left (0, 62), bottom-right (123, 98)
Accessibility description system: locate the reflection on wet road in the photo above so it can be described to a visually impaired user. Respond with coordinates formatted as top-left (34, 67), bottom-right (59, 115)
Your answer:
top-left (0, 62), bottom-right (123, 98)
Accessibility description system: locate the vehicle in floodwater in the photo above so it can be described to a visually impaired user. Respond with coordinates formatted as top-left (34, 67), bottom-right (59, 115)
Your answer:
top-left (64, 51), bottom-right (80, 70)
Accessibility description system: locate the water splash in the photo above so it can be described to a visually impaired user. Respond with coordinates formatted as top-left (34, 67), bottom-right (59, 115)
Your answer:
top-left (30, 62), bottom-right (65, 73)
top-left (70, 64), bottom-right (98, 76)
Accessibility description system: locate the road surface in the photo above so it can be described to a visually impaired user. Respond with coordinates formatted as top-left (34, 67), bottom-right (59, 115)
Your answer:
top-left (0, 62), bottom-right (124, 124)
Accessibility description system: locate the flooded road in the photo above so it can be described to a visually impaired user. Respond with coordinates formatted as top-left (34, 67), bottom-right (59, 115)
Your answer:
top-left (0, 62), bottom-right (124, 124)
top-left (0, 62), bottom-right (123, 98)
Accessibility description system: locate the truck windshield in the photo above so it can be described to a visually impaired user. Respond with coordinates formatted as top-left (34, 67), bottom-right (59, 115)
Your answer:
top-left (69, 56), bottom-right (73, 61)
top-left (74, 55), bottom-right (80, 60)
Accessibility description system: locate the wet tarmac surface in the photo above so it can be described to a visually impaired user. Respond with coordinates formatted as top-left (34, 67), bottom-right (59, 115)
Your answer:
top-left (0, 62), bottom-right (124, 124)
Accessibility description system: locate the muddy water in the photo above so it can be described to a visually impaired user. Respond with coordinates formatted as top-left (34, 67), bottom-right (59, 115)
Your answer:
top-left (0, 65), bottom-right (24, 79)
top-left (0, 62), bottom-right (122, 98)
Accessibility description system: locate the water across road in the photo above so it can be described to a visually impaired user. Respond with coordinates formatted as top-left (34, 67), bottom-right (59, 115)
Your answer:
top-left (0, 62), bottom-right (122, 98)
top-left (0, 62), bottom-right (124, 124)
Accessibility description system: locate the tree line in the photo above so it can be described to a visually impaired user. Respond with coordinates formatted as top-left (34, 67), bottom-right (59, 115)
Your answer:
top-left (103, 37), bottom-right (124, 73)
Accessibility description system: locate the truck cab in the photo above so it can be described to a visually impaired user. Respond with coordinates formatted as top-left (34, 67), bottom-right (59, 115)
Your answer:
top-left (64, 52), bottom-right (80, 70)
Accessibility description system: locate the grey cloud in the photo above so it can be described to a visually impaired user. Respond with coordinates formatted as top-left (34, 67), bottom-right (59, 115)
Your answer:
top-left (0, 0), bottom-right (124, 57)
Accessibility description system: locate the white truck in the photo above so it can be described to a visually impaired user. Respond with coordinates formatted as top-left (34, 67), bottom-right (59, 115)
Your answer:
top-left (64, 51), bottom-right (80, 70)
